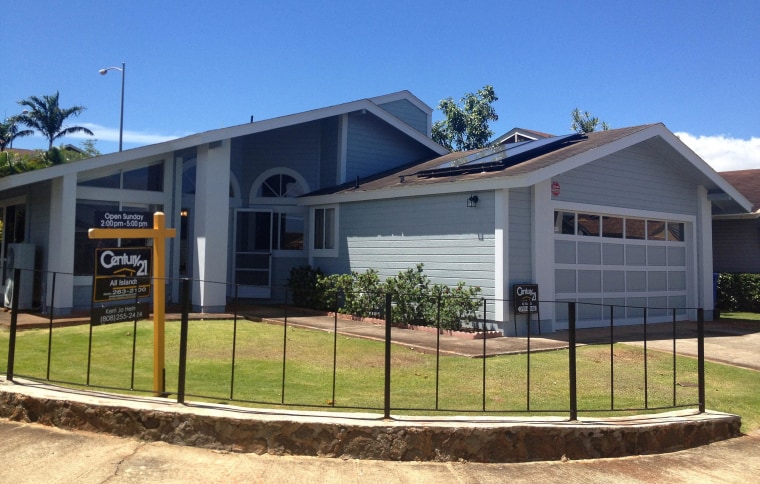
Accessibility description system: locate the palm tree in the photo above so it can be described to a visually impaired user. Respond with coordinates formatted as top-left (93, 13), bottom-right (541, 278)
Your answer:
top-left (0, 116), bottom-right (34, 152)
top-left (16, 91), bottom-right (94, 150)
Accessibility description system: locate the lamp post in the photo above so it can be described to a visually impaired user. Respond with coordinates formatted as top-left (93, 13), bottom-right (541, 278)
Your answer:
top-left (98, 62), bottom-right (125, 152)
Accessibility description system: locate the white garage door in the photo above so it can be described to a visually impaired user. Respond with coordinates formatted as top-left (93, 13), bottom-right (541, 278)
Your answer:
top-left (553, 211), bottom-right (689, 328)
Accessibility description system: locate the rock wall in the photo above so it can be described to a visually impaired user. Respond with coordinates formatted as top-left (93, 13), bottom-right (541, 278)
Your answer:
top-left (0, 384), bottom-right (742, 463)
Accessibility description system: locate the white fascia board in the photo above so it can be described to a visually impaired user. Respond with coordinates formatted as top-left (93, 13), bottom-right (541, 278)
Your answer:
top-left (0, 96), bottom-right (446, 191)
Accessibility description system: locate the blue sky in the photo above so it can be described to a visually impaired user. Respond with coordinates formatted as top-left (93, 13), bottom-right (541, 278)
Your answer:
top-left (3, 0), bottom-right (759, 171)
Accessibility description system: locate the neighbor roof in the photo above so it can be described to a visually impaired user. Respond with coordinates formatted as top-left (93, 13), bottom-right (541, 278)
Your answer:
top-left (717, 169), bottom-right (760, 213)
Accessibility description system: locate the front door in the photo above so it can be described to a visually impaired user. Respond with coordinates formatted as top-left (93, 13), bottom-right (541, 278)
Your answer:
top-left (233, 209), bottom-right (272, 298)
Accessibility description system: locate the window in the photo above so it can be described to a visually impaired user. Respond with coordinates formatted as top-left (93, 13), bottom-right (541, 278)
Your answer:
top-left (554, 211), bottom-right (575, 234)
top-left (273, 213), bottom-right (304, 250)
top-left (249, 171), bottom-right (308, 253)
top-left (647, 220), bottom-right (666, 241)
top-left (625, 219), bottom-right (646, 240)
top-left (577, 214), bottom-right (600, 236)
top-left (74, 201), bottom-right (158, 275)
top-left (79, 162), bottom-right (164, 191)
top-left (601, 216), bottom-right (623, 238)
top-left (313, 207), bottom-right (336, 251)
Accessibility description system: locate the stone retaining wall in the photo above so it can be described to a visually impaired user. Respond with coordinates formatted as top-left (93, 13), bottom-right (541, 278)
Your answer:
top-left (0, 381), bottom-right (742, 463)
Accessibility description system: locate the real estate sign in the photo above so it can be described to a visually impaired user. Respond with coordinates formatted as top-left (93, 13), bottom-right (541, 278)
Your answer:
top-left (513, 284), bottom-right (539, 314)
top-left (92, 247), bottom-right (152, 302)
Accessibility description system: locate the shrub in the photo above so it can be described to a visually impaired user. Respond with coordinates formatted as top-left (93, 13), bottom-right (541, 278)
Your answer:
top-left (717, 273), bottom-right (760, 312)
top-left (287, 265), bottom-right (325, 309)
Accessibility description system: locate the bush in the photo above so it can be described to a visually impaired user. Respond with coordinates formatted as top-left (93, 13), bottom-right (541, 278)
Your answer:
top-left (287, 263), bottom-right (483, 329)
top-left (287, 265), bottom-right (325, 309)
top-left (717, 273), bottom-right (760, 312)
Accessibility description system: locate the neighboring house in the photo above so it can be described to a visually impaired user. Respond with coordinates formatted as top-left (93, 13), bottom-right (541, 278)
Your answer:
top-left (0, 90), bottom-right (751, 335)
top-left (713, 169), bottom-right (760, 273)
top-left (492, 127), bottom-right (553, 145)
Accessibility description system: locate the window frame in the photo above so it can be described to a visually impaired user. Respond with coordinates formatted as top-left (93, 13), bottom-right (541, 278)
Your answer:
top-left (311, 205), bottom-right (338, 258)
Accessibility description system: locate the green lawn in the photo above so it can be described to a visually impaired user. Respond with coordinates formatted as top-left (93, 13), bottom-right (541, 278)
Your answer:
top-left (1, 320), bottom-right (758, 432)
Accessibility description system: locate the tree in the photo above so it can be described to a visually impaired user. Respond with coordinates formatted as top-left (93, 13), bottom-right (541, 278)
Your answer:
top-left (571, 108), bottom-right (610, 134)
top-left (16, 91), bottom-right (94, 150)
top-left (0, 116), bottom-right (34, 152)
top-left (432, 85), bottom-right (499, 151)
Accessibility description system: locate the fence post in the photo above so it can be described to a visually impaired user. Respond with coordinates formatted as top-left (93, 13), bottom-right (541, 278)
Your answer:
top-left (568, 301), bottom-right (577, 421)
top-left (698, 308), bottom-right (705, 413)
top-left (5, 269), bottom-right (21, 381)
top-left (176, 278), bottom-right (191, 404)
top-left (384, 292), bottom-right (392, 419)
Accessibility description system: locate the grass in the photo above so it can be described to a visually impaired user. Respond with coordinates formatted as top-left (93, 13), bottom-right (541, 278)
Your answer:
top-left (720, 311), bottom-right (760, 321)
top-left (1, 319), bottom-right (758, 432)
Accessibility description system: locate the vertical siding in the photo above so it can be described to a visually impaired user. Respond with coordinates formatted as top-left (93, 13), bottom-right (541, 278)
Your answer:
top-left (314, 192), bottom-right (496, 297)
top-left (554, 139), bottom-right (698, 215)
top-left (508, 187), bottom-right (533, 285)
top-left (376, 99), bottom-right (428, 134)
top-left (345, 113), bottom-right (435, 182)
top-left (713, 219), bottom-right (760, 273)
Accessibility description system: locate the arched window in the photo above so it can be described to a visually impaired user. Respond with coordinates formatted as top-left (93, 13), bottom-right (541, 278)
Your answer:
top-left (250, 169), bottom-right (309, 252)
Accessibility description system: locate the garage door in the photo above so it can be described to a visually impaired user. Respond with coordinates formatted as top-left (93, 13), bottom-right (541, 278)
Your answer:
top-left (553, 211), bottom-right (689, 328)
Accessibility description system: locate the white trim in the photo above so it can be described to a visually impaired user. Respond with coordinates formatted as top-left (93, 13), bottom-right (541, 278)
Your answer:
top-left (310, 205), bottom-right (339, 258)
top-left (494, 189), bottom-right (508, 322)
top-left (0, 195), bottom-right (26, 207)
top-left (533, 180), bottom-right (556, 327)
top-left (338, 114), bottom-right (348, 184)
top-left (249, 167), bottom-right (311, 205)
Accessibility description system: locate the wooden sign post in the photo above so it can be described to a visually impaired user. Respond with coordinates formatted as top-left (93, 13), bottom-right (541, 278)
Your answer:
top-left (89, 212), bottom-right (176, 396)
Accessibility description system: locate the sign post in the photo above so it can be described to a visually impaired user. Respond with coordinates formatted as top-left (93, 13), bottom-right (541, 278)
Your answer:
top-left (89, 212), bottom-right (176, 396)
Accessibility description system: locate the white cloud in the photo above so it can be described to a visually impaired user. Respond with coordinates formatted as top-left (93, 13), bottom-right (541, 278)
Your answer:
top-left (70, 123), bottom-right (183, 145)
top-left (675, 132), bottom-right (760, 172)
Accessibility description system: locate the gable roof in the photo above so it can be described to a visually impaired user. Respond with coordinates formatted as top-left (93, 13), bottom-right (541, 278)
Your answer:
top-left (299, 123), bottom-right (753, 215)
top-left (492, 127), bottom-right (554, 145)
top-left (0, 91), bottom-right (447, 191)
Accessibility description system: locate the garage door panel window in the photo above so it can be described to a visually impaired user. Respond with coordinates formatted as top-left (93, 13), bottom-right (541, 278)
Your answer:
top-left (647, 246), bottom-right (667, 266)
top-left (577, 242), bottom-right (601, 264)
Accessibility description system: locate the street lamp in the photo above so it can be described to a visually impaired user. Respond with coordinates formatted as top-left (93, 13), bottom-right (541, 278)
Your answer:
top-left (99, 62), bottom-right (125, 152)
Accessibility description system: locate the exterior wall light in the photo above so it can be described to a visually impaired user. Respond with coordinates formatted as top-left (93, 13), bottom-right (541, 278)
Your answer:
top-left (467, 194), bottom-right (479, 208)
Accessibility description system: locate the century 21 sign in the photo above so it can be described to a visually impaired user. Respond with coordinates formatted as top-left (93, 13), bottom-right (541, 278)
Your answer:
top-left (93, 247), bottom-right (152, 302)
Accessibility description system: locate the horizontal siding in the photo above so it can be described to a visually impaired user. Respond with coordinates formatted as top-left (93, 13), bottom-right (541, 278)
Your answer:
top-left (377, 99), bottom-right (428, 134)
top-left (346, 112), bottom-right (434, 182)
top-left (554, 140), bottom-right (697, 215)
top-left (318, 192), bottom-right (496, 297)
top-left (713, 219), bottom-right (760, 273)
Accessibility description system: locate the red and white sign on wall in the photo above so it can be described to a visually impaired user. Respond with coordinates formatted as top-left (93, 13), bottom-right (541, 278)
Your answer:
top-left (551, 181), bottom-right (561, 197)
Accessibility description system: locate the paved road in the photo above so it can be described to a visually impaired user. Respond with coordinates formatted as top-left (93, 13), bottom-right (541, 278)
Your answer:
top-left (1, 419), bottom-right (759, 483)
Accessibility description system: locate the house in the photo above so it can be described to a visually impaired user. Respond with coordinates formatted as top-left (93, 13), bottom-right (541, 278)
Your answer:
top-left (713, 169), bottom-right (760, 273)
top-left (298, 124), bottom-right (751, 333)
top-left (0, 90), bottom-right (751, 335)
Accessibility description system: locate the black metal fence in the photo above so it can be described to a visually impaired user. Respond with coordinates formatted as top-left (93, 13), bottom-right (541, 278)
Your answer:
top-left (2, 269), bottom-right (706, 419)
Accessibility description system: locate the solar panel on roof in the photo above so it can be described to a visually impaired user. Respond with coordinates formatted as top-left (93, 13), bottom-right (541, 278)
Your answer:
top-left (415, 133), bottom-right (584, 178)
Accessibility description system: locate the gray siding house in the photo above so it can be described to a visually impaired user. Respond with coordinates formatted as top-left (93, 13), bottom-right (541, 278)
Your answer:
top-left (713, 169), bottom-right (760, 273)
top-left (0, 91), bottom-right (750, 335)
